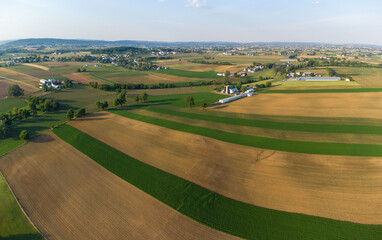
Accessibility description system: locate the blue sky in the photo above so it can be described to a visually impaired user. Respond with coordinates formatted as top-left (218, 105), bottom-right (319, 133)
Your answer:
top-left (1, 0), bottom-right (382, 45)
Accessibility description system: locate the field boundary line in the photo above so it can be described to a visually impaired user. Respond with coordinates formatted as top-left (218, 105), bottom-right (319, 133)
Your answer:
top-left (0, 171), bottom-right (46, 240)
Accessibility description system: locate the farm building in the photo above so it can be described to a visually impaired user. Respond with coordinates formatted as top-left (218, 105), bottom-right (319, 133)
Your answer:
top-left (221, 85), bottom-right (238, 94)
top-left (219, 92), bottom-right (254, 104)
top-left (297, 77), bottom-right (341, 81)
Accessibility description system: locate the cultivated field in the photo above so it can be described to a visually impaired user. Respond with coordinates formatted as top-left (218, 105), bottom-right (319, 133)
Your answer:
top-left (0, 133), bottom-right (237, 240)
top-left (69, 111), bottom-right (382, 224)
top-left (214, 92), bottom-right (382, 119)
top-left (0, 173), bottom-right (41, 239)
top-left (274, 80), bottom-right (359, 88)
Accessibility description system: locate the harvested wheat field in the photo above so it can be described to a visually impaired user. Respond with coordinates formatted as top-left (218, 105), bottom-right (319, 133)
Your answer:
top-left (70, 112), bottom-right (382, 224)
top-left (213, 92), bottom-right (382, 119)
top-left (22, 63), bottom-right (49, 71)
top-left (0, 132), bottom-right (238, 240)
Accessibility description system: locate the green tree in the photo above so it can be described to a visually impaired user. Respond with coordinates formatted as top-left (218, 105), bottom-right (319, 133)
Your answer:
top-left (0, 120), bottom-right (9, 137)
top-left (185, 96), bottom-right (195, 109)
top-left (140, 92), bottom-right (148, 102)
top-left (134, 96), bottom-right (140, 104)
top-left (102, 101), bottom-right (108, 110)
top-left (67, 109), bottom-right (74, 120)
top-left (237, 81), bottom-right (242, 90)
top-left (7, 84), bottom-right (24, 97)
top-left (201, 102), bottom-right (207, 110)
top-left (96, 101), bottom-right (102, 110)
top-left (19, 130), bottom-right (30, 141)
top-left (113, 98), bottom-right (120, 107)
top-left (223, 70), bottom-right (230, 85)
top-left (241, 86), bottom-right (248, 92)
top-left (76, 108), bottom-right (86, 117)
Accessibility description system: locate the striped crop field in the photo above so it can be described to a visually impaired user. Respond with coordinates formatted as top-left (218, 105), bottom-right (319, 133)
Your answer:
top-left (108, 109), bottom-right (382, 157)
top-left (52, 124), bottom-right (382, 240)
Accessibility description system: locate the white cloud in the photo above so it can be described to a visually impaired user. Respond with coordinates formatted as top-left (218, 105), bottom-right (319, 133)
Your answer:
top-left (185, 0), bottom-right (206, 8)
top-left (312, 1), bottom-right (320, 4)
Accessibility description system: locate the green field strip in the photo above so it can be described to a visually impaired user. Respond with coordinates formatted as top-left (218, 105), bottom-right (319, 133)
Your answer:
top-left (151, 69), bottom-right (219, 79)
top-left (145, 106), bottom-right (382, 135)
top-left (53, 124), bottom-right (382, 240)
top-left (109, 109), bottom-right (382, 157)
top-left (264, 88), bottom-right (382, 93)
top-left (0, 172), bottom-right (43, 240)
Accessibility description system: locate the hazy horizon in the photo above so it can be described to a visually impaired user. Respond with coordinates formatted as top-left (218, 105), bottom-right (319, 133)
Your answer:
top-left (1, 0), bottom-right (382, 45)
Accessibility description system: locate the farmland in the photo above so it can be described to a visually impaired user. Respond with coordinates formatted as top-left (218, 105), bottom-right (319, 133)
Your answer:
top-left (69, 111), bottom-right (382, 224)
top-left (0, 173), bottom-right (42, 240)
top-left (213, 92), bottom-right (382, 119)
top-left (0, 133), bottom-right (236, 240)
top-left (2, 42), bottom-right (382, 240)
top-left (49, 123), bottom-right (382, 239)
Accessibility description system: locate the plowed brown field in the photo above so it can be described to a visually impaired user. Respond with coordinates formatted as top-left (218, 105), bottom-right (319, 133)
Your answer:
top-left (70, 112), bottom-right (382, 224)
top-left (213, 92), bottom-right (382, 119)
top-left (0, 133), bottom-right (238, 240)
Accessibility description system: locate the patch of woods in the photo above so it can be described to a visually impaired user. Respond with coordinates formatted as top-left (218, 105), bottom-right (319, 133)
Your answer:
top-left (188, 58), bottom-right (232, 65)
top-left (66, 108), bottom-right (86, 121)
top-left (87, 80), bottom-right (216, 92)
top-left (0, 96), bottom-right (60, 140)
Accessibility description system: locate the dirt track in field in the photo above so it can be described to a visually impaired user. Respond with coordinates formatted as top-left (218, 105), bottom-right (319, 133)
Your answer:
top-left (22, 63), bottom-right (49, 71)
top-left (70, 112), bottom-right (382, 224)
top-left (213, 92), bottom-right (382, 119)
top-left (0, 133), bottom-right (238, 240)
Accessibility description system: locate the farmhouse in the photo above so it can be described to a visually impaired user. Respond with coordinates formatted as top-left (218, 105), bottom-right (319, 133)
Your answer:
top-left (39, 78), bottom-right (64, 88)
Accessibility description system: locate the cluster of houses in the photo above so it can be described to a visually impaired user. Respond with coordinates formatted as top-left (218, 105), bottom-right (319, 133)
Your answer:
top-left (152, 66), bottom-right (169, 70)
top-left (287, 72), bottom-right (316, 78)
top-left (243, 65), bottom-right (264, 73)
top-left (39, 79), bottom-right (63, 89)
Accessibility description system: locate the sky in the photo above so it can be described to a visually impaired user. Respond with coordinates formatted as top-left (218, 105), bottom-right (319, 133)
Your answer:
top-left (1, 0), bottom-right (382, 45)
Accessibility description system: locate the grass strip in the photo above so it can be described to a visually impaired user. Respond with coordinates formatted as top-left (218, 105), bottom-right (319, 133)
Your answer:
top-left (53, 124), bottom-right (382, 240)
top-left (264, 88), bottom-right (382, 93)
top-left (145, 106), bottom-right (382, 135)
top-left (0, 173), bottom-right (43, 240)
top-left (109, 109), bottom-right (382, 157)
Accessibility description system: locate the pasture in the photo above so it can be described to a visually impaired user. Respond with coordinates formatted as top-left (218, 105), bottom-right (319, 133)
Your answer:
top-left (0, 173), bottom-right (42, 240)
top-left (0, 98), bottom-right (27, 113)
top-left (213, 92), bottom-right (382, 119)
top-left (0, 133), bottom-right (235, 240)
top-left (52, 123), bottom-right (382, 239)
